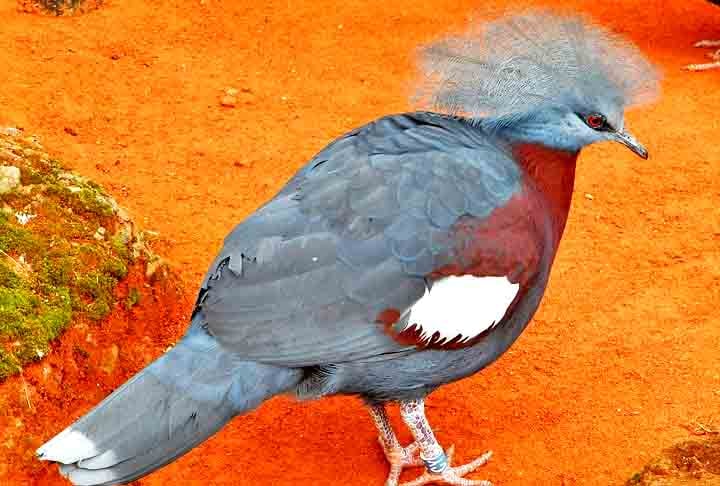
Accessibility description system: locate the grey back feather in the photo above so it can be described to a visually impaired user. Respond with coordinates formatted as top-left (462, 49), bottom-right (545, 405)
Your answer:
top-left (413, 9), bottom-right (660, 119)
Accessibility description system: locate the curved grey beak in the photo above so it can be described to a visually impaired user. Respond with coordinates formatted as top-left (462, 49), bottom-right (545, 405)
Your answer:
top-left (613, 131), bottom-right (648, 159)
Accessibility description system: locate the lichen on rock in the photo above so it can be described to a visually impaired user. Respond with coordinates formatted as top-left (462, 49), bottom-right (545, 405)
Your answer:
top-left (0, 165), bottom-right (21, 194)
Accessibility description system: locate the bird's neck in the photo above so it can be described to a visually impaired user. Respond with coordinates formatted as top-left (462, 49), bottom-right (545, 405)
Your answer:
top-left (512, 143), bottom-right (578, 243)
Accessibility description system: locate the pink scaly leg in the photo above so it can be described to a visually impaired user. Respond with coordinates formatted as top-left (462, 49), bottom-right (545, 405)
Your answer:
top-left (368, 404), bottom-right (424, 486)
top-left (686, 40), bottom-right (720, 71)
top-left (397, 399), bottom-right (493, 486)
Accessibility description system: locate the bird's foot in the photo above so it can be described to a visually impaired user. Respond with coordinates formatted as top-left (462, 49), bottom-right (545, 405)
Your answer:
top-left (394, 445), bottom-right (493, 486)
top-left (380, 438), bottom-right (425, 486)
top-left (694, 40), bottom-right (720, 48)
top-left (686, 41), bottom-right (720, 70)
top-left (685, 59), bottom-right (720, 71)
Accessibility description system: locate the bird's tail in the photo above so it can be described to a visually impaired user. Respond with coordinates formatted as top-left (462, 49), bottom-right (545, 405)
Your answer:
top-left (36, 318), bottom-right (301, 486)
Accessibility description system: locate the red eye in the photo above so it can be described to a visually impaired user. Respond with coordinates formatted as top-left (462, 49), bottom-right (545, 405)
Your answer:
top-left (586, 114), bottom-right (606, 129)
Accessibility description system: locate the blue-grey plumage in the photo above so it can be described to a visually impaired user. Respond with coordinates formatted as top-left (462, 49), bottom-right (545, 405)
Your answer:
top-left (36, 10), bottom-right (660, 486)
top-left (37, 319), bottom-right (301, 485)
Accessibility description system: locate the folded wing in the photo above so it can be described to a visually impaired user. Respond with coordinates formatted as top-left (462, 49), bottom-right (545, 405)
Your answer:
top-left (195, 113), bottom-right (533, 366)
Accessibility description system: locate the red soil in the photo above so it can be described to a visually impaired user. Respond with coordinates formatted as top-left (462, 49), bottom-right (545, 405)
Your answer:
top-left (0, 265), bottom-right (189, 484)
top-left (0, 0), bottom-right (719, 485)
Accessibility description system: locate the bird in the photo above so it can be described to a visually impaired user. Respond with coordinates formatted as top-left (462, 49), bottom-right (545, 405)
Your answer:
top-left (686, 0), bottom-right (720, 71)
top-left (36, 9), bottom-right (660, 486)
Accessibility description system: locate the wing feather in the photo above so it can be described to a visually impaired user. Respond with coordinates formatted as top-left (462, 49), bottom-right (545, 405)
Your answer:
top-left (197, 112), bottom-right (527, 365)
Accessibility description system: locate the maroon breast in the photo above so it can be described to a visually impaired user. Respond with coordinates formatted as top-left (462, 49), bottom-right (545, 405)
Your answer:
top-left (382, 143), bottom-right (579, 349)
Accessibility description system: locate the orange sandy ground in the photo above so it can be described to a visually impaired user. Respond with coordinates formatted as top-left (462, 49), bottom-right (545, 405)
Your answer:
top-left (0, 0), bottom-right (719, 485)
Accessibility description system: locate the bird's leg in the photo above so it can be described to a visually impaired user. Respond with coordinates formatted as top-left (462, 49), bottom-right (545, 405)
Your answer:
top-left (397, 399), bottom-right (493, 486)
top-left (687, 58), bottom-right (720, 71)
top-left (686, 40), bottom-right (720, 71)
top-left (368, 404), bottom-right (424, 486)
top-left (695, 40), bottom-right (720, 48)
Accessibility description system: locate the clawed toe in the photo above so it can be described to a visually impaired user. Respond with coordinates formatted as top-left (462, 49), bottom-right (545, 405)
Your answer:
top-left (372, 401), bottom-right (493, 486)
top-left (694, 40), bottom-right (720, 48)
top-left (378, 437), bottom-right (424, 468)
top-left (686, 61), bottom-right (720, 71)
top-left (686, 41), bottom-right (720, 70)
top-left (381, 438), bottom-right (427, 486)
top-left (398, 446), bottom-right (493, 486)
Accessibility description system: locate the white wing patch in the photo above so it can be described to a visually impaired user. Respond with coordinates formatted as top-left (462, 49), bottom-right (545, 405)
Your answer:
top-left (405, 275), bottom-right (519, 344)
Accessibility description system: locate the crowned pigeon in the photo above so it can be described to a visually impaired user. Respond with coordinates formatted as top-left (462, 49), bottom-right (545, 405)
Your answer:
top-left (36, 10), bottom-right (660, 486)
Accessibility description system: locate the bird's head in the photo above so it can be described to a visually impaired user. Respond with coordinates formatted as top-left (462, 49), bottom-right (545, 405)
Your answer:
top-left (414, 9), bottom-right (660, 159)
top-left (498, 101), bottom-right (649, 159)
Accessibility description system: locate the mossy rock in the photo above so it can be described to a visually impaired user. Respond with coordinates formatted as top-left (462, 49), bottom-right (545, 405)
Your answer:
top-left (627, 436), bottom-right (720, 485)
top-left (0, 127), bottom-right (165, 380)
top-left (17, 0), bottom-right (104, 16)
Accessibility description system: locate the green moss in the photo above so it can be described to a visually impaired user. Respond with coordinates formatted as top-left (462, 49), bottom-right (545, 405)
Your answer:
top-left (0, 131), bottom-right (140, 380)
top-left (0, 349), bottom-right (21, 379)
top-left (78, 243), bottom-right (101, 259)
top-left (70, 189), bottom-right (113, 218)
top-left (0, 215), bottom-right (39, 255)
top-left (86, 300), bottom-right (111, 321)
top-left (126, 287), bottom-right (140, 309)
top-left (102, 257), bottom-right (128, 280)
top-left (40, 288), bottom-right (72, 335)
top-left (0, 287), bottom-right (39, 334)
top-left (0, 261), bottom-right (22, 289)
top-left (78, 271), bottom-right (117, 300)
top-left (77, 271), bottom-right (118, 321)
top-left (86, 179), bottom-right (106, 194)
top-left (19, 166), bottom-right (47, 186)
top-left (69, 292), bottom-right (84, 312)
top-left (44, 185), bottom-right (113, 219)
top-left (40, 254), bottom-right (74, 287)
top-left (111, 234), bottom-right (132, 263)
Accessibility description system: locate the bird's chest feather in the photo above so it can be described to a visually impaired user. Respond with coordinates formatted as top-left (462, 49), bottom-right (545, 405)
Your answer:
top-left (385, 144), bottom-right (577, 350)
top-left (388, 193), bottom-right (542, 348)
